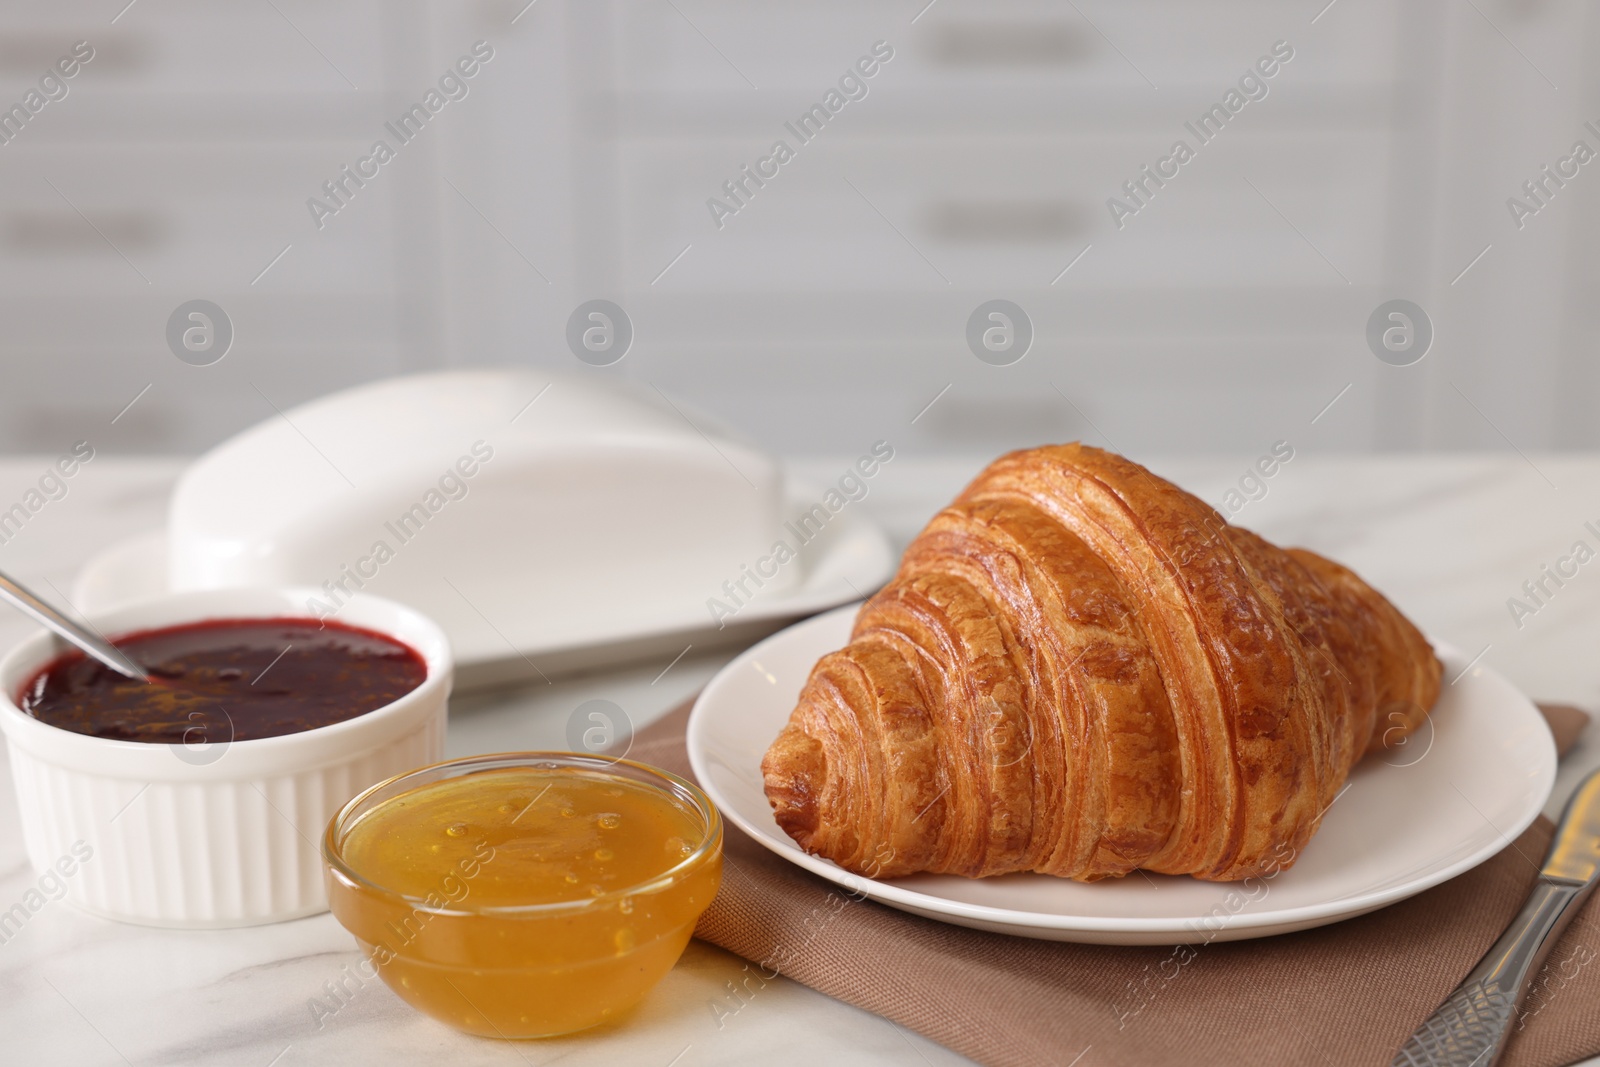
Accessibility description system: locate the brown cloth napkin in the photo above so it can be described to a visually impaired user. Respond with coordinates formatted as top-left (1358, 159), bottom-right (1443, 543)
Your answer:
top-left (632, 699), bottom-right (1597, 1067)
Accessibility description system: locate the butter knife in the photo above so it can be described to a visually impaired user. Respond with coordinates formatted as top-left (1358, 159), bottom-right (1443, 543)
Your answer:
top-left (1392, 766), bottom-right (1600, 1067)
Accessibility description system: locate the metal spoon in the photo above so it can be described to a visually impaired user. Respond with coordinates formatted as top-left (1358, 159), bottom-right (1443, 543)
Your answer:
top-left (0, 568), bottom-right (150, 682)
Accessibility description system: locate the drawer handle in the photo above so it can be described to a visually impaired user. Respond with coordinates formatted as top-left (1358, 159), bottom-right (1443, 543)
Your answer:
top-left (922, 23), bottom-right (1092, 66)
top-left (4, 212), bottom-right (165, 252)
top-left (922, 201), bottom-right (1086, 243)
top-left (0, 34), bottom-right (143, 74)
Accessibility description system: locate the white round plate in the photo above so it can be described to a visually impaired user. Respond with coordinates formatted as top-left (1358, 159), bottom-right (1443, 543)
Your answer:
top-left (72, 482), bottom-right (896, 692)
top-left (687, 604), bottom-right (1557, 944)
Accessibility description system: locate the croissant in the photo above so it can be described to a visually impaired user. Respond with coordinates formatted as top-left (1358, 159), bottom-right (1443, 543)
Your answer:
top-left (762, 444), bottom-right (1441, 882)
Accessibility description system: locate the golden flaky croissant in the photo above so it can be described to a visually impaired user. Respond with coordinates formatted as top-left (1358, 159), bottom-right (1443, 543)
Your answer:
top-left (762, 444), bottom-right (1441, 883)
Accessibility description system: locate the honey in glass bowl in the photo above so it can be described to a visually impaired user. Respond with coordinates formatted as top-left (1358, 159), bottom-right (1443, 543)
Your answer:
top-left (322, 753), bottom-right (723, 1038)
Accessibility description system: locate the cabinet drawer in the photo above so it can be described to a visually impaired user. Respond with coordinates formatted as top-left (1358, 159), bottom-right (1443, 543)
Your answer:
top-left (606, 0), bottom-right (1407, 112)
top-left (0, 146), bottom-right (405, 296)
top-left (614, 130), bottom-right (1392, 292)
top-left (0, 0), bottom-right (387, 96)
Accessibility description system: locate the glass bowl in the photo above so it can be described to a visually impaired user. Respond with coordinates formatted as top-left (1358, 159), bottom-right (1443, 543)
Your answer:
top-left (322, 752), bottom-right (723, 1038)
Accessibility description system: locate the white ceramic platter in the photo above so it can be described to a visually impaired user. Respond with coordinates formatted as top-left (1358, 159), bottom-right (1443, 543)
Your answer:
top-left (687, 605), bottom-right (1557, 945)
top-left (71, 483), bottom-right (896, 691)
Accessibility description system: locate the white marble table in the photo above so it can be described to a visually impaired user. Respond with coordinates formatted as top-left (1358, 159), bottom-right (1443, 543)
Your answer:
top-left (0, 454), bottom-right (1596, 1067)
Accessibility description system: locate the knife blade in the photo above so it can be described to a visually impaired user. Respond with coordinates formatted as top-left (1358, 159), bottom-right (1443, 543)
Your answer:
top-left (1391, 766), bottom-right (1600, 1067)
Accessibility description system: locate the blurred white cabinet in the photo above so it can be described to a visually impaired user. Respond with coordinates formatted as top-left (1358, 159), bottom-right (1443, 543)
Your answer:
top-left (0, 1), bottom-right (467, 450)
top-left (561, 0), bottom-right (1599, 455)
top-left (0, 0), bottom-right (1594, 458)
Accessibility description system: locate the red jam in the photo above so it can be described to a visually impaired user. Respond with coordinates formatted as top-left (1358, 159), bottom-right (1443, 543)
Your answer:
top-left (19, 618), bottom-right (426, 743)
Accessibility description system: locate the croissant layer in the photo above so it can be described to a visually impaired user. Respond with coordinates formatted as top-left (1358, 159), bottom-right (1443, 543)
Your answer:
top-left (761, 444), bottom-right (1441, 882)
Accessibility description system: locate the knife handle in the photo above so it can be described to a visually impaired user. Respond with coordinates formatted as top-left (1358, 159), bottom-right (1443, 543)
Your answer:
top-left (1391, 877), bottom-right (1592, 1067)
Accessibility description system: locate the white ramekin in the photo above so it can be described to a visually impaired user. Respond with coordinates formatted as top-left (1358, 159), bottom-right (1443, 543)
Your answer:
top-left (0, 588), bottom-right (451, 928)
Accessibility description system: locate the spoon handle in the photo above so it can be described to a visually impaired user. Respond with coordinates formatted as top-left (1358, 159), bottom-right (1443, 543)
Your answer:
top-left (0, 569), bottom-right (148, 681)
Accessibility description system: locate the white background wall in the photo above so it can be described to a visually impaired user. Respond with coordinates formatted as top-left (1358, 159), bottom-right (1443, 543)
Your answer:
top-left (0, 0), bottom-right (1594, 460)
